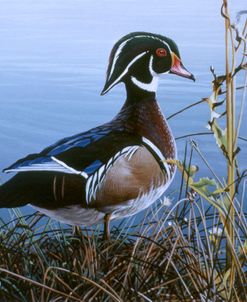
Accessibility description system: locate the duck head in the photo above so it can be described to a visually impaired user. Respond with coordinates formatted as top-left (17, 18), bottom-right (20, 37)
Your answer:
top-left (101, 32), bottom-right (195, 98)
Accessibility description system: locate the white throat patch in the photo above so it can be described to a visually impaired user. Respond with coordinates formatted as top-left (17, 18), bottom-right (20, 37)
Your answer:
top-left (131, 55), bottom-right (159, 92)
top-left (131, 76), bottom-right (159, 92)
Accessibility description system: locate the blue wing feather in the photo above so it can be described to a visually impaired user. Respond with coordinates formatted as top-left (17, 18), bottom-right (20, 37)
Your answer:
top-left (45, 128), bottom-right (111, 156)
top-left (83, 160), bottom-right (103, 174)
top-left (3, 125), bottom-right (113, 174)
top-left (3, 123), bottom-right (141, 182)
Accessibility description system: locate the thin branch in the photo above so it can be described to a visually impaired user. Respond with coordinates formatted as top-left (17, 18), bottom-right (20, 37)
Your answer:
top-left (175, 132), bottom-right (212, 140)
top-left (167, 99), bottom-right (207, 120)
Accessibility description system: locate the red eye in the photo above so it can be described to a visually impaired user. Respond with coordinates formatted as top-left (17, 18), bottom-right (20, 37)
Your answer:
top-left (156, 48), bottom-right (167, 57)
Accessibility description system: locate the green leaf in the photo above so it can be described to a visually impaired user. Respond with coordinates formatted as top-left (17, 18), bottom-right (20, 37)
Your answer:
top-left (206, 94), bottom-right (224, 121)
top-left (192, 177), bottom-right (218, 197)
top-left (166, 160), bottom-right (227, 216)
top-left (207, 120), bottom-right (228, 158)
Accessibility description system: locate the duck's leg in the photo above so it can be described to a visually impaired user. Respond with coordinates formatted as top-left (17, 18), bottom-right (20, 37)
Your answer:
top-left (104, 213), bottom-right (112, 240)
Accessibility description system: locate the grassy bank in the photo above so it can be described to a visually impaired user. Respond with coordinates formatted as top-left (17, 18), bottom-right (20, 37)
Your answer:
top-left (0, 196), bottom-right (245, 302)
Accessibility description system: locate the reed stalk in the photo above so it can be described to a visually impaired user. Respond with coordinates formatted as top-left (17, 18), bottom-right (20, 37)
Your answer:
top-left (223, 0), bottom-right (236, 289)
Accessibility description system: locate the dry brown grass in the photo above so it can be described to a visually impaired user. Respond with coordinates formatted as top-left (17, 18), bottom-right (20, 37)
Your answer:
top-left (0, 189), bottom-right (246, 302)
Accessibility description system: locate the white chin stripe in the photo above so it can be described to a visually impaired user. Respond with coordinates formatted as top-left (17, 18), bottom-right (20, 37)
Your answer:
top-left (131, 76), bottom-right (159, 93)
top-left (131, 56), bottom-right (159, 93)
top-left (149, 55), bottom-right (158, 76)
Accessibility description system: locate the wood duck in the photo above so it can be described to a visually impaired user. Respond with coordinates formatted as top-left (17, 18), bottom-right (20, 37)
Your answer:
top-left (0, 32), bottom-right (194, 239)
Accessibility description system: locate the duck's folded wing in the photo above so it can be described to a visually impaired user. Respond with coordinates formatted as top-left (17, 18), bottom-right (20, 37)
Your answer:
top-left (4, 128), bottom-right (149, 204)
top-left (3, 127), bottom-right (144, 175)
top-left (4, 123), bottom-right (174, 204)
top-left (3, 125), bottom-right (111, 172)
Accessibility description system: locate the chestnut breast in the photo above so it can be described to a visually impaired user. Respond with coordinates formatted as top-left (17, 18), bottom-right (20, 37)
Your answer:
top-left (91, 145), bottom-right (167, 208)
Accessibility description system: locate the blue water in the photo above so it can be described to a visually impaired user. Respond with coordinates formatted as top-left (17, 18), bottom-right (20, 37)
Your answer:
top-left (0, 0), bottom-right (246, 220)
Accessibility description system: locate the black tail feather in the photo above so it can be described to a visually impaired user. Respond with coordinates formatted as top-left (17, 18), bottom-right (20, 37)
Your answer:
top-left (0, 174), bottom-right (29, 208)
top-left (0, 171), bottom-right (86, 210)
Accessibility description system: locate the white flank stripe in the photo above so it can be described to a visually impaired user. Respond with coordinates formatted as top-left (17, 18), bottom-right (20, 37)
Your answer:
top-left (98, 165), bottom-right (105, 182)
top-left (125, 146), bottom-right (139, 160)
top-left (85, 145), bottom-right (139, 204)
top-left (142, 137), bottom-right (171, 180)
top-left (103, 51), bottom-right (148, 94)
top-left (4, 161), bottom-right (88, 177)
top-left (4, 165), bottom-right (69, 173)
top-left (85, 177), bottom-right (92, 204)
top-left (106, 157), bottom-right (113, 170)
top-left (90, 173), bottom-right (98, 200)
top-left (51, 156), bottom-right (88, 179)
